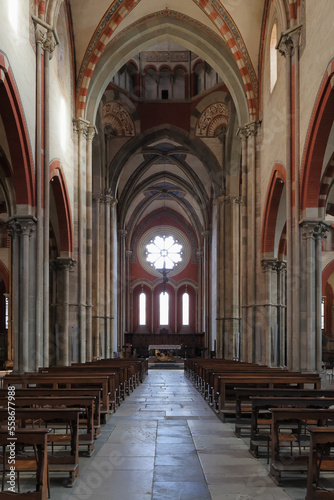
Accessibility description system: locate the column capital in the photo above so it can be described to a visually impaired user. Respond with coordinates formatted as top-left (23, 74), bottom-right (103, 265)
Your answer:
top-left (300, 219), bottom-right (330, 241)
top-left (261, 259), bottom-right (286, 273)
top-left (126, 250), bottom-right (133, 259)
top-left (214, 195), bottom-right (243, 206)
top-left (34, 22), bottom-right (47, 46)
top-left (73, 117), bottom-right (90, 136)
top-left (245, 120), bottom-right (261, 137)
top-left (55, 257), bottom-right (76, 271)
top-left (87, 125), bottom-right (98, 142)
top-left (201, 230), bottom-right (211, 239)
top-left (277, 24), bottom-right (303, 58)
top-left (119, 229), bottom-right (127, 238)
top-left (236, 126), bottom-right (248, 141)
top-left (5, 215), bottom-right (37, 238)
top-left (44, 29), bottom-right (58, 59)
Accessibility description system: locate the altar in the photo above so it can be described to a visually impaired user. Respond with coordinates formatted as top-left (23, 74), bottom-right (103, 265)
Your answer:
top-left (148, 345), bottom-right (181, 362)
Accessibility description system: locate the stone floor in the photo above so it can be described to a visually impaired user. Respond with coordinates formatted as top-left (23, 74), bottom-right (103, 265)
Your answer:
top-left (10, 369), bottom-right (334, 500)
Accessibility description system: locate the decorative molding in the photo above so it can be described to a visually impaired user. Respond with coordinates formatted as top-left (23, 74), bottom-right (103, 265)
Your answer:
top-left (102, 101), bottom-right (135, 137)
top-left (195, 103), bottom-right (230, 137)
top-left (142, 51), bottom-right (189, 63)
top-left (214, 195), bottom-right (242, 205)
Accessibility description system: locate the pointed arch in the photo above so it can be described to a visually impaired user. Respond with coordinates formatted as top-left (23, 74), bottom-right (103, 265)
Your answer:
top-left (322, 260), bottom-right (334, 296)
top-left (0, 52), bottom-right (34, 207)
top-left (0, 261), bottom-right (9, 293)
top-left (76, 8), bottom-right (253, 122)
top-left (49, 160), bottom-right (73, 254)
top-left (300, 59), bottom-right (334, 215)
top-left (261, 163), bottom-right (287, 257)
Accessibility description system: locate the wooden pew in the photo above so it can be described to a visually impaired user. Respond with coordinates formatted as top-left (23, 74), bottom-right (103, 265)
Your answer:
top-left (0, 396), bottom-right (96, 456)
top-left (306, 427), bottom-right (334, 500)
top-left (0, 429), bottom-right (49, 499)
top-left (0, 388), bottom-right (102, 439)
top-left (217, 373), bottom-right (321, 412)
top-left (2, 374), bottom-right (111, 423)
top-left (269, 408), bottom-right (334, 485)
top-left (249, 397), bottom-right (334, 461)
top-left (38, 367), bottom-right (120, 409)
top-left (0, 408), bottom-right (81, 487)
top-left (234, 388), bottom-right (334, 437)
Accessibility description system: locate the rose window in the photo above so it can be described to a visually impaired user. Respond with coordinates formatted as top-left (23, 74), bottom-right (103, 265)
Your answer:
top-left (145, 235), bottom-right (183, 270)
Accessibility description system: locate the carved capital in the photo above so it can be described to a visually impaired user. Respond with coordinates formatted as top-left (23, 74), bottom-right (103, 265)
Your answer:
top-left (301, 220), bottom-right (330, 241)
top-left (245, 120), bottom-right (260, 138)
top-left (119, 229), bottom-right (127, 238)
top-left (277, 25), bottom-right (303, 58)
top-left (214, 195), bottom-right (242, 206)
top-left (87, 125), bottom-right (97, 142)
top-left (34, 24), bottom-right (47, 46)
top-left (73, 118), bottom-right (90, 137)
top-left (44, 29), bottom-right (58, 59)
top-left (236, 127), bottom-right (248, 141)
top-left (55, 257), bottom-right (76, 271)
top-left (201, 230), bottom-right (211, 239)
top-left (126, 250), bottom-right (133, 259)
top-left (5, 215), bottom-right (37, 238)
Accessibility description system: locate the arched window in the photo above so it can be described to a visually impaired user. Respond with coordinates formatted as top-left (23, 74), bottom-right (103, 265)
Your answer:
top-left (270, 24), bottom-right (278, 93)
top-left (159, 292), bottom-right (169, 325)
top-left (182, 292), bottom-right (189, 326)
top-left (139, 292), bottom-right (146, 326)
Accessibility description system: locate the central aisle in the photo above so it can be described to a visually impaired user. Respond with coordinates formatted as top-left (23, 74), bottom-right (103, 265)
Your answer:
top-left (65, 370), bottom-right (293, 500)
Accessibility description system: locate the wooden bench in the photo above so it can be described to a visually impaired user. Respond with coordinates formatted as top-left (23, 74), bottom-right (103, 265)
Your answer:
top-left (269, 408), bottom-right (334, 485)
top-left (0, 408), bottom-right (81, 487)
top-left (217, 373), bottom-right (321, 412)
top-left (38, 367), bottom-right (120, 409)
top-left (0, 388), bottom-right (102, 439)
top-left (234, 388), bottom-right (334, 437)
top-left (0, 429), bottom-right (49, 499)
top-left (249, 397), bottom-right (334, 461)
top-left (0, 396), bottom-right (96, 456)
top-left (2, 374), bottom-right (111, 423)
top-left (306, 427), bottom-right (334, 500)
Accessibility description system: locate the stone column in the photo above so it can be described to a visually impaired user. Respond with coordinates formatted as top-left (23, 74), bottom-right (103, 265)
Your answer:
top-left (92, 194), bottom-right (101, 359)
top-left (237, 127), bottom-right (249, 361)
top-left (55, 257), bottom-right (75, 366)
top-left (86, 125), bottom-right (97, 362)
top-left (110, 198), bottom-right (118, 355)
top-left (125, 250), bottom-right (133, 334)
top-left (245, 121), bottom-right (260, 363)
top-left (260, 260), bottom-right (280, 366)
top-left (277, 262), bottom-right (287, 367)
top-left (300, 221), bottom-right (329, 372)
top-left (277, 25), bottom-right (302, 370)
top-left (196, 250), bottom-right (203, 338)
top-left (202, 230), bottom-right (211, 357)
top-left (73, 118), bottom-right (90, 363)
top-left (224, 195), bottom-right (242, 360)
top-left (214, 197), bottom-right (225, 359)
top-left (33, 20), bottom-right (47, 370)
top-left (43, 28), bottom-right (57, 369)
top-left (6, 216), bottom-right (37, 372)
top-left (118, 230), bottom-right (127, 351)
